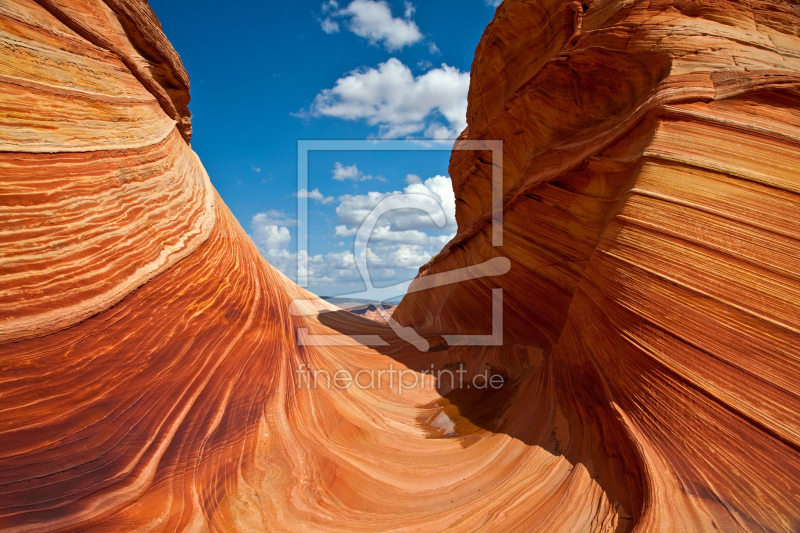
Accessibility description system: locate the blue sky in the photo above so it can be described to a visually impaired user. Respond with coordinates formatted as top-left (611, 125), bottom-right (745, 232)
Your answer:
top-left (149, 0), bottom-right (500, 300)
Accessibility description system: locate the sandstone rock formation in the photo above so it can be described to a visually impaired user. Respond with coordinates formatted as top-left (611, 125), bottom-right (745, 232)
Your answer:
top-left (346, 303), bottom-right (396, 322)
top-left (394, 0), bottom-right (800, 529)
top-left (1, 0), bottom-right (799, 531)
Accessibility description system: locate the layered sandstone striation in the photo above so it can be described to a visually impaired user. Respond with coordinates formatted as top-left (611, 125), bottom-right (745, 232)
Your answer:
top-left (1, 0), bottom-right (799, 532)
top-left (395, 0), bottom-right (800, 529)
top-left (0, 0), bottom-right (211, 343)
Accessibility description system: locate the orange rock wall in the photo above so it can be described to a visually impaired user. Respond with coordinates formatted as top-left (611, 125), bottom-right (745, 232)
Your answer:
top-left (395, 0), bottom-right (800, 529)
top-left (0, 0), bottom-right (211, 343)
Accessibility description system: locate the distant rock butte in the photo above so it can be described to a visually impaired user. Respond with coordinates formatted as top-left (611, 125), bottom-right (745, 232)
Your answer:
top-left (1, 0), bottom-right (799, 532)
top-left (347, 304), bottom-right (396, 322)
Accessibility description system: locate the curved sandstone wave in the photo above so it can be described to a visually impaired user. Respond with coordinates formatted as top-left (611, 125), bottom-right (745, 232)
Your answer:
top-left (1, 0), bottom-right (799, 531)
top-left (0, 0), bottom-right (212, 343)
top-left (396, 0), bottom-right (800, 530)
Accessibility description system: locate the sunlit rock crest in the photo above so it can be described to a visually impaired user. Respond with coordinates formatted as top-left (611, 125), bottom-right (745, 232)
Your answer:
top-left (0, 0), bottom-right (799, 532)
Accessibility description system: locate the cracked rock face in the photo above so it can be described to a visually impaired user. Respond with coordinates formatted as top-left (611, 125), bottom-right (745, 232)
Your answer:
top-left (1, 0), bottom-right (799, 532)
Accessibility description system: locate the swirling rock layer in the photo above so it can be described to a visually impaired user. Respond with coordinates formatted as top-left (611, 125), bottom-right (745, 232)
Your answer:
top-left (1, 0), bottom-right (799, 531)
top-left (396, 0), bottom-right (800, 530)
top-left (0, 0), bottom-right (211, 343)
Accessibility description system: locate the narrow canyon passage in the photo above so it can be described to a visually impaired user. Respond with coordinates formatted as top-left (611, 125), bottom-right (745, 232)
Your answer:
top-left (0, 196), bottom-right (621, 532)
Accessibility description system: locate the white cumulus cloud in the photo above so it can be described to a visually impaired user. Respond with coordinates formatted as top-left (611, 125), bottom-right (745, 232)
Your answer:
top-left (321, 18), bottom-right (340, 33)
top-left (306, 58), bottom-right (469, 139)
top-left (251, 211), bottom-right (293, 253)
top-left (320, 0), bottom-right (424, 51)
top-left (332, 162), bottom-right (373, 181)
top-left (251, 175), bottom-right (457, 297)
top-left (335, 174), bottom-right (457, 236)
top-left (296, 188), bottom-right (335, 204)
top-left (252, 209), bottom-right (297, 227)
